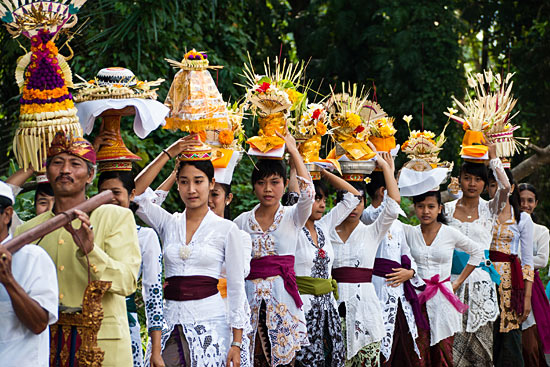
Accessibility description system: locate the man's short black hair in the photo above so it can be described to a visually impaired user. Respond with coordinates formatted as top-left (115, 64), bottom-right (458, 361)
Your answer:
top-left (0, 196), bottom-right (13, 229)
top-left (34, 183), bottom-right (54, 203)
top-left (251, 159), bottom-right (287, 186)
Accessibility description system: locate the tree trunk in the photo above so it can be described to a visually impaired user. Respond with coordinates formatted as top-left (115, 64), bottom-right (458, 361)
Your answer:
top-left (512, 143), bottom-right (550, 181)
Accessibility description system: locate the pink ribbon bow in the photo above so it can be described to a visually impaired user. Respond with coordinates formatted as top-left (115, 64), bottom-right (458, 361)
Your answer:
top-left (418, 274), bottom-right (468, 314)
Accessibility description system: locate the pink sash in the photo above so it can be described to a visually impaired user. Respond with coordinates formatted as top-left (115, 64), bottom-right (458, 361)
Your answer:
top-left (418, 274), bottom-right (468, 313)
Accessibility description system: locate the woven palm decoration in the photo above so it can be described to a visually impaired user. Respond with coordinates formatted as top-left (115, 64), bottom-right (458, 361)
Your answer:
top-left (445, 70), bottom-right (520, 159)
top-left (0, 0), bottom-right (87, 170)
top-left (163, 50), bottom-right (230, 133)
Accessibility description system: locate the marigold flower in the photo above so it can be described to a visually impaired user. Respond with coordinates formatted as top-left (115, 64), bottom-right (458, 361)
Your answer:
top-left (346, 113), bottom-right (362, 129)
top-left (286, 89), bottom-right (302, 105)
top-left (218, 129), bottom-right (234, 145)
top-left (315, 122), bottom-right (327, 136)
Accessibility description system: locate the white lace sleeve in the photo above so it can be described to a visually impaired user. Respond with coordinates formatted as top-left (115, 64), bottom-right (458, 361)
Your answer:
top-left (290, 175), bottom-right (315, 228)
top-left (225, 223), bottom-right (250, 330)
top-left (240, 230), bottom-right (252, 277)
top-left (150, 189), bottom-right (169, 206)
top-left (487, 158), bottom-right (511, 216)
top-left (361, 192), bottom-right (406, 225)
top-left (398, 228), bottom-right (424, 286)
top-left (533, 224), bottom-right (550, 269)
top-left (368, 196), bottom-right (400, 246)
top-left (452, 226), bottom-right (484, 266)
top-left (7, 183), bottom-right (22, 197)
top-left (361, 204), bottom-right (382, 225)
top-left (319, 192), bottom-right (359, 228)
top-left (134, 187), bottom-right (174, 238)
top-left (139, 228), bottom-right (164, 332)
top-left (519, 212), bottom-right (535, 281)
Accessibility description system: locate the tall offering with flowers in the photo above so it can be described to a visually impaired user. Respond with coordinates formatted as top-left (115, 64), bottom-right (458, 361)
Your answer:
top-left (0, 0), bottom-right (88, 170)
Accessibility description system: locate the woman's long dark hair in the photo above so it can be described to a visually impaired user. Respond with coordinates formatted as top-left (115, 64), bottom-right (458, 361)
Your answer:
top-left (98, 170), bottom-right (139, 213)
top-left (412, 190), bottom-right (448, 224)
top-left (218, 182), bottom-right (232, 220)
top-left (460, 161), bottom-right (489, 189)
top-left (177, 160), bottom-right (215, 181)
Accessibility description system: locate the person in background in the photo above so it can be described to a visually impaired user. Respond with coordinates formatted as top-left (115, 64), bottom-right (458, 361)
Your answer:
top-left (330, 152), bottom-right (401, 367)
top-left (286, 165), bottom-right (360, 367)
top-left (487, 168), bottom-right (534, 367)
top-left (234, 131), bottom-right (314, 367)
top-left (5, 167), bottom-right (55, 236)
top-left (518, 183), bottom-right (550, 366)
top-left (403, 190), bottom-right (484, 367)
top-left (98, 170), bottom-right (164, 367)
top-left (363, 170), bottom-right (424, 366)
top-left (444, 143), bottom-right (509, 367)
top-left (0, 180), bottom-right (58, 366)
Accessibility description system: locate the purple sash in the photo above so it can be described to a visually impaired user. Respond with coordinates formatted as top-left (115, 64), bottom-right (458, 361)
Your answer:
top-left (247, 255), bottom-right (303, 308)
top-left (373, 255), bottom-right (429, 330)
top-left (164, 276), bottom-right (218, 301)
top-left (532, 270), bottom-right (550, 353)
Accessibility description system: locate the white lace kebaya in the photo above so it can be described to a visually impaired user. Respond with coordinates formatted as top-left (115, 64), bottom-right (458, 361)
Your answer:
top-left (444, 157), bottom-right (509, 333)
top-left (330, 195), bottom-right (400, 360)
top-left (294, 192), bottom-right (359, 366)
top-left (135, 187), bottom-right (250, 366)
top-left (402, 224), bottom-right (485, 346)
top-left (522, 222), bottom-right (549, 330)
top-left (361, 195), bottom-right (423, 360)
top-left (234, 176), bottom-right (314, 367)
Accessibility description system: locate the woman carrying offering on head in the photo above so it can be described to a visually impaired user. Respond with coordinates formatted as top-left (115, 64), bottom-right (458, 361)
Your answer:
top-left (133, 134), bottom-right (250, 367)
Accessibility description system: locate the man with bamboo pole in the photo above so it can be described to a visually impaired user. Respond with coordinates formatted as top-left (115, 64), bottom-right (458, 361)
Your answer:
top-left (15, 132), bottom-right (141, 367)
top-left (0, 180), bottom-right (58, 366)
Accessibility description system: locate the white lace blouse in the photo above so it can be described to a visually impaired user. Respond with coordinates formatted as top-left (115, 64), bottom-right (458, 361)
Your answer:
top-left (295, 192), bottom-right (359, 315)
top-left (361, 198), bottom-right (423, 360)
top-left (136, 226), bottom-right (164, 332)
top-left (135, 188), bottom-right (248, 331)
top-left (522, 222), bottom-right (549, 330)
top-left (443, 158), bottom-right (509, 332)
top-left (330, 196), bottom-right (400, 359)
top-left (403, 224), bottom-right (484, 346)
top-left (233, 176), bottom-right (314, 367)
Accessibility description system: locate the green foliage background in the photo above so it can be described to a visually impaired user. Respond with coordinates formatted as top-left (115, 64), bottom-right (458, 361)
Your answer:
top-left (2, 0), bottom-right (550, 347)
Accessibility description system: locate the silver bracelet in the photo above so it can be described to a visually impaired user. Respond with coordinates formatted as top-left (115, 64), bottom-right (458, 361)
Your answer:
top-left (231, 341), bottom-right (242, 349)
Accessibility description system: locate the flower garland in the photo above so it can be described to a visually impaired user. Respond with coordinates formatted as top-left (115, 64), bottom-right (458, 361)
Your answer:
top-left (294, 103), bottom-right (329, 137)
top-left (20, 30), bottom-right (76, 115)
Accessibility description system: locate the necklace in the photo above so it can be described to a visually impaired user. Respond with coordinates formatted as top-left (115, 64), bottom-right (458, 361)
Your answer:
top-left (180, 242), bottom-right (192, 260)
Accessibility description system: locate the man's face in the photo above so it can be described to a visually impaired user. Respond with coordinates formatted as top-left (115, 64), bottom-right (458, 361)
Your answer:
top-left (0, 205), bottom-right (13, 240)
top-left (46, 153), bottom-right (93, 197)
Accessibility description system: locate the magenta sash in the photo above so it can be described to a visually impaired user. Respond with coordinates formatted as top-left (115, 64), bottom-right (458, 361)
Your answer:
top-left (418, 274), bottom-right (468, 313)
top-left (532, 270), bottom-right (550, 353)
top-left (332, 267), bottom-right (373, 283)
top-left (373, 256), bottom-right (430, 330)
top-left (246, 255), bottom-right (303, 308)
top-left (164, 276), bottom-right (219, 301)
top-left (489, 250), bottom-right (525, 315)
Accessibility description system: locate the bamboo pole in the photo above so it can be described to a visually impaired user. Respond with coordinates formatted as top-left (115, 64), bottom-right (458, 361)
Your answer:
top-left (4, 190), bottom-right (114, 254)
